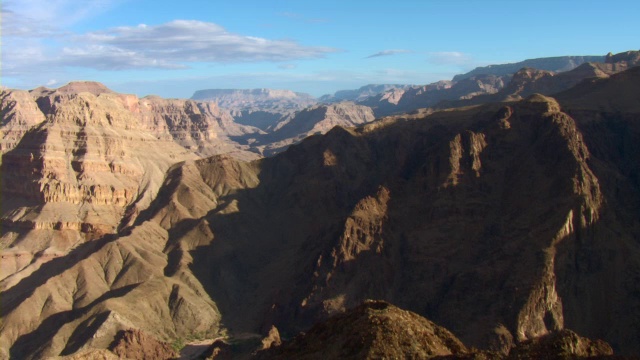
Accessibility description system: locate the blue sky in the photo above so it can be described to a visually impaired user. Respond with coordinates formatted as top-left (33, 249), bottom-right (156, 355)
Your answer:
top-left (2, 0), bottom-right (638, 98)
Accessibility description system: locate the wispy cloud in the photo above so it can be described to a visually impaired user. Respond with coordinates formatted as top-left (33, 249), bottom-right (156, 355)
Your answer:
top-left (366, 49), bottom-right (412, 59)
top-left (3, 16), bottom-right (338, 81)
top-left (427, 51), bottom-right (473, 66)
top-left (278, 64), bottom-right (297, 70)
top-left (65, 20), bottom-right (337, 69)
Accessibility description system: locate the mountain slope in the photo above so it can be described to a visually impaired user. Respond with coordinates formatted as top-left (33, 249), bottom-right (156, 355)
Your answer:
top-left (133, 66), bottom-right (640, 355)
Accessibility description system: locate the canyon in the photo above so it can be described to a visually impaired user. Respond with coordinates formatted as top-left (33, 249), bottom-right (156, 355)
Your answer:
top-left (1, 51), bottom-right (639, 359)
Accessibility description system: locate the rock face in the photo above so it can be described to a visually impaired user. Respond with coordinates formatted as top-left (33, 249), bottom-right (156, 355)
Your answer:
top-left (135, 96), bottom-right (261, 160)
top-left (0, 82), bottom-right (262, 275)
top-left (0, 87), bottom-right (199, 282)
top-left (191, 88), bottom-right (317, 131)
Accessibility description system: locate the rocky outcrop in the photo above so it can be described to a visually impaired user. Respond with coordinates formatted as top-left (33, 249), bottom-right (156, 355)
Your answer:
top-left (255, 300), bottom-right (468, 359)
top-left (256, 301), bottom-right (615, 359)
top-left (108, 329), bottom-right (179, 360)
top-left (506, 329), bottom-right (613, 359)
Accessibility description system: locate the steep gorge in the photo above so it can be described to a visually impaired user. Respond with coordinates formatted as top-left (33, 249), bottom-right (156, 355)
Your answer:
top-left (128, 67), bottom-right (640, 355)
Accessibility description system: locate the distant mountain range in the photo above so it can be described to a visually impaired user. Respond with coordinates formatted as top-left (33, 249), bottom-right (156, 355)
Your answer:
top-left (191, 88), bottom-right (317, 131)
top-left (318, 84), bottom-right (416, 103)
top-left (452, 55), bottom-right (605, 81)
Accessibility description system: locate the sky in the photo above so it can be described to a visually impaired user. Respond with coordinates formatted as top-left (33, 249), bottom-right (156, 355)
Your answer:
top-left (1, 0), bottom-right (639, 98)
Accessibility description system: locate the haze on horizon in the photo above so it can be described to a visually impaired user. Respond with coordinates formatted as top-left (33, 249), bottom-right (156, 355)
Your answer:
top-left (2, 0), bottom-right (638, 98)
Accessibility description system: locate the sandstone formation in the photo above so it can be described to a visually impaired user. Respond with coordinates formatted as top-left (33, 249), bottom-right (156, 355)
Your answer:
top-left (135, 95), bottom-right (261, 160)
top-left (0, 87), bottom-right (199, 282)
top-left (1, 81), bottom-right (264, 279)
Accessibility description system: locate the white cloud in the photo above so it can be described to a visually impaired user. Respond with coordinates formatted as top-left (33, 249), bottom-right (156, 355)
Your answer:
top-left (3, 15), bottom-right (338, 78)
top-left (366, 49), bottom-right (412, 59)
top-left (66, 20), bottom-right (337, 69)
top-left (427, 51), bottom-right (473, 66)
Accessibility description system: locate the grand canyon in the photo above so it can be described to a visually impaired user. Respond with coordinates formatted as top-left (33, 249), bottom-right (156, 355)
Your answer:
top-left (1, 50), bottom-right (640, 359)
